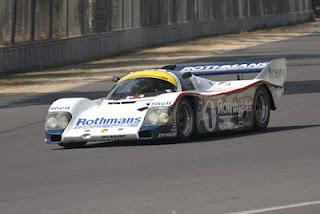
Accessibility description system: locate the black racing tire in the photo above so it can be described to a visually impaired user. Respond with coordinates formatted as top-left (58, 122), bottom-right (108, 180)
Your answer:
top-left (253, 86), bottom-right (271, 130)
top-left (176, 99), bottom-right (195, 140)
top-left (58, 142), bottom-right (87, 148)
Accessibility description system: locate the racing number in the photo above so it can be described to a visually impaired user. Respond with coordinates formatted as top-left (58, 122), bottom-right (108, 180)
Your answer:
top-left (203, 100), bottom-right (216, 132)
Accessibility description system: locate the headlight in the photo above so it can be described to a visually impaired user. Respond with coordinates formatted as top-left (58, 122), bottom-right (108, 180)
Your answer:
top-left (46, 117), bottom-right (58, 130)
top-left (143, 107), bottom-right (172, 126)
top-left (159, 112), bottom-right (169, 124)
top-left (46, 112), bottom-right (72, 130)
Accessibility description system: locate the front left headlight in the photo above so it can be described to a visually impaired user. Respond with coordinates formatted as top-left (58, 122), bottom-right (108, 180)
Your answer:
top-left (143, 107), bottom-right (172, 126)
top-left (46, 112), bottom-right (72, 130)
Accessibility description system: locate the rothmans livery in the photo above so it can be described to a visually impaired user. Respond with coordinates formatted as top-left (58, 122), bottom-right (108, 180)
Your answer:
top-left (74, 117), bottom-right (142, 129)
top-left (45, 59), bottom-right (286, 148)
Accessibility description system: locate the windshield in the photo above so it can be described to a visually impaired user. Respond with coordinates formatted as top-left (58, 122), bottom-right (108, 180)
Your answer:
top-left (107, 78), bottom-right (177, 100)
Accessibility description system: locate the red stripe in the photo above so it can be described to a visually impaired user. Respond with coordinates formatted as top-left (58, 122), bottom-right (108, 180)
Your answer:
top-left (172, 80), bottom-right (267, 106)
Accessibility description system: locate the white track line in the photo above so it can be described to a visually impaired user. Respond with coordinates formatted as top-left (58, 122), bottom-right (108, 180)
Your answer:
top-left (228, 200), bottom-right (320, 214)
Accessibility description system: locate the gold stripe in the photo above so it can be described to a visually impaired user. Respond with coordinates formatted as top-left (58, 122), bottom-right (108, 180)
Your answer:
top-left (119, 70), bottom-right (177, 86)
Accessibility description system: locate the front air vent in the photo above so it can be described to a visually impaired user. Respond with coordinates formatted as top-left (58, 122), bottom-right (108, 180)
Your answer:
top-left (108, 101), bottom-right (136, 104)
top-left (139, 130), bottom-right (152, 139)
top-left (50, 135), bottom-right (61, 142)
top-left (121, 101), bottom-right (136, 104)
top-left (137, 106), bottom-right (148, 111)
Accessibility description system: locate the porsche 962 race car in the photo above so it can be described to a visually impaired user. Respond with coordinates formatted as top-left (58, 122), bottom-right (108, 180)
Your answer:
top-left (45, 58), bottom-right (286, 147)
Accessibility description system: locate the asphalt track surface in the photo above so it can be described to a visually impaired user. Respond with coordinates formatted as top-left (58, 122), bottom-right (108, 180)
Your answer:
top-left (1, 33), bottom-right (320, 214)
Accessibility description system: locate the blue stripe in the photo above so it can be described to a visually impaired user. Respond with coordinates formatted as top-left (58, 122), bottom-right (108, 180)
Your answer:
top-left (46, 130), bottom-right (64, 135)
top-left (189, 68), bottom-right (263, 76)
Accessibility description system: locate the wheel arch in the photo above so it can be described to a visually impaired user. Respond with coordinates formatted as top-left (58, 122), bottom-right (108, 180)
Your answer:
top-left (182, 95), bottom-right (198, 110)
top-left (258, 84), bottom-right (276, 111)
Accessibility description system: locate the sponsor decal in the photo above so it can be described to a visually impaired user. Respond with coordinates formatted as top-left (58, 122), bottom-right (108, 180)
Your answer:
top-left (150, 101), bottom-right (172, 107)
top-left (181, 62), bottom-right (269, 72)
top-left (49, 106), bottom-right (70, 111)
top-left (74, 117), bottom-right (142, 129)
top-left (158, 132), bottom-right (176, 138)
top-left (215, 95), bottom-right (253, 130)
top-left (101, 135), bottom-right (126, 139)
top-left (203, 100), bottom-right (217, 132)
top-left (218, 120), bottom-right (249, 130)
top-left (217, 96), bottom-right (252, 116)
top-left (218, 121), bottom-right (235, 130)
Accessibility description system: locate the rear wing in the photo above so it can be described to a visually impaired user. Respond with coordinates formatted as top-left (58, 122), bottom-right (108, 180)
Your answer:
top-left (162, 58), bottom-right (286, 86)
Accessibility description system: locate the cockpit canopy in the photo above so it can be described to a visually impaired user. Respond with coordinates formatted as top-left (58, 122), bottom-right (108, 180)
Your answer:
top-left (107, 70), bottom-right (178, 100)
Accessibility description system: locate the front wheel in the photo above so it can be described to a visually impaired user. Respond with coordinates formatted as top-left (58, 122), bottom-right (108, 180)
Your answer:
top-left (253, 86), bottom-right (271, 130)
top-left (176, 99), bottom-right (195, 140)
top-left (58, 142), bottom-right (87, 148)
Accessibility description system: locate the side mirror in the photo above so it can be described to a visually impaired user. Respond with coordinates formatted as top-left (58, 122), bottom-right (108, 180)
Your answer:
top-left (182, 72), bottom-right (192, 79)
top-left (112, 76), bottom-right (120, 83)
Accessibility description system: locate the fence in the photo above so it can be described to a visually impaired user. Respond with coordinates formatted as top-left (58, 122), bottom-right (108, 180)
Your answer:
top-left (0, 0), bottom-right (313, 46)
top-left (0, 0), bottom-right (313, 72)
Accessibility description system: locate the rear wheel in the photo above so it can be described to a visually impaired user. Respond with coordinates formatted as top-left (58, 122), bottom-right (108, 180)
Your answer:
top-left (58, 142), bottom-right (87, 148)
top-left (253, 86), bottom-right (270, 130)
top-left (176, 99), bottom-right (194, 140)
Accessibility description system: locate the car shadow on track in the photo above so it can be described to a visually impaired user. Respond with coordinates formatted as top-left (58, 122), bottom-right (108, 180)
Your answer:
top-left (51, 124), bottom-right (320, 150)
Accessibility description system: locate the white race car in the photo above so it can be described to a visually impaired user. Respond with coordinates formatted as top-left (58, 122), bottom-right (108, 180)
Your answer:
top-left (45, 59), bottom-right (286, 147)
